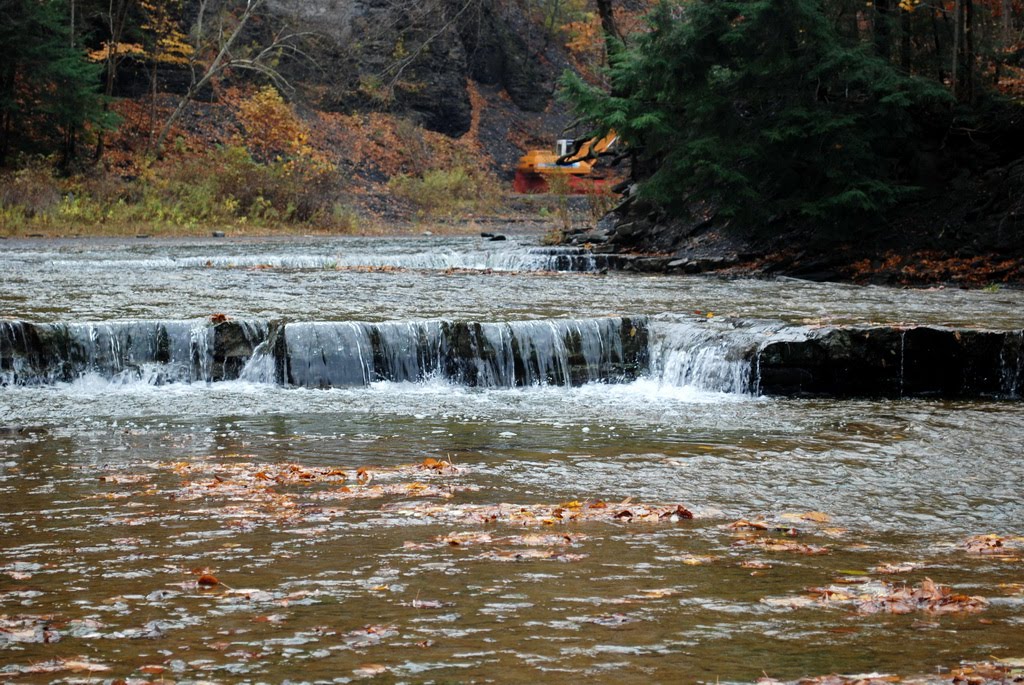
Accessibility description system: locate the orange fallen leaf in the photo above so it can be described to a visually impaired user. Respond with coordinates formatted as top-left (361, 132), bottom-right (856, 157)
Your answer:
top-left (197, 574), bottom-right (220, 587)
top-left (730, 519), bottom-right (770, 530)
top-left (780, 511), bottom-right (831, 524)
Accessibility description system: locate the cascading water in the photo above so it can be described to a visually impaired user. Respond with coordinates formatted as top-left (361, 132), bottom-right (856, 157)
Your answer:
top-left (0, 320), bottom-right (213, 386)
top-left (645, 316), bottom-right (791, 395)
top-left (4, 313), bottom-right (1023, 398)
top-left (4, 237), bottom-right (1024, 685)
top-left (0, 316), bottom-right (648, 389)
top-left (236, 320), bottom-right (275, 384)
top-left (999, 330), bottom-right (1024, 398)
top-left (43, 245), bottom-right (620, 274)
top-left (281, 317), bottom-right (645, 388)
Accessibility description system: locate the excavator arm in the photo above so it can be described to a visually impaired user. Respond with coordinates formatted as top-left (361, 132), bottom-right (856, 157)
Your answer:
top-left (557, 131), bottom-right (618, 166)
top-left (513, 130), bottom-right (618, 194)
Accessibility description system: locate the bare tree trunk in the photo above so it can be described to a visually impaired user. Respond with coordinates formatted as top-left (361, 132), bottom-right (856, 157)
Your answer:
top-left (63, 0), bottom-right (78, 169)
top-left (874, 0), bottom-right (892, 60)
top-left (95, 0), bottom-right (134, 162)
top-left (1003, 0), bottom-right (1013, 44)
top-left (952, 0), bottom-right (960, 93)
top-left (0, 67), bottom-right (14, 167)
top-left (952, 0), bottom-right (975, 103)
top-left (595, 0), bottom-right (622, 44)
top-left (900, 8), bottom-right (912, 73)
top-left (148, 60), bottom-right (158, 150)
top-left (932, 7), bottom-right (945, 82)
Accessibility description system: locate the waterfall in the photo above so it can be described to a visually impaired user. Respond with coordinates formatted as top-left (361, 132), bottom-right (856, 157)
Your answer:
top-left (1000, 330), bottom-right (1024, 398)
top-left (281, 317), bottom-right (645, 388)
top-left (6, 315), bottom-right (1021, 399)
top-left (237, 321), bottom-right (276, 384)
top-left (0, 319), bottom-right (262, 386)
top-left (0, 321), bottom-right (36, 386)
top-left (645, 317), bottom-right (775, 394)
top-left (188, 322), bottom-right (214, 383)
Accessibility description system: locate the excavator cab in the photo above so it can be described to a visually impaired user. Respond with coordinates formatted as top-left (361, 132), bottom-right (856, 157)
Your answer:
top-left (513, 131), bottom-right (618, 194)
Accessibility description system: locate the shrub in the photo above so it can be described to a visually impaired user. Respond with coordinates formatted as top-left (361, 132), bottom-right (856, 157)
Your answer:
top-left (0, 158), bottom-right (62, 218)
top-left (389, 165), bottom-right (500, 217)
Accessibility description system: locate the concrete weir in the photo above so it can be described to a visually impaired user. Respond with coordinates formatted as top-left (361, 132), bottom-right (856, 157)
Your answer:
top-left (754, 325), bottom-right (1024, 399)
top-left (0, 317), bottom-right (650, 389)
top-left (2, 316), bottom-right (1022, 398)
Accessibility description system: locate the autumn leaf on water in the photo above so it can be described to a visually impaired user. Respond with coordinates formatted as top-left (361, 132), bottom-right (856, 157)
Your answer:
top-left (780, 511), bottom-right (831, 524)
top-left (741, 560), bottom-right (773, 569)
top-left (197, 573), bottom-right (220, 587)
top-left (420, 457), bottom-right (455, 472)
top-left (60, 659), bottom-right (113, 673)
top-left (670, 554), bottom-right (717, 566)
top-left (733, 535), bottom-right (829, 555)
top-left (730, 519), bottom-right (771, 530)
top-left (767, 578), bottom-right (988, 615)
top-left (478, 548), bottom-right (587, 562)
top-left (441, 531), bottom-right (493, 547)
top-left (962, 533), bottom-right (1022, 557)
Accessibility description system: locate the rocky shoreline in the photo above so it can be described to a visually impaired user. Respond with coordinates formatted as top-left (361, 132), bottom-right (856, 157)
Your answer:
top-left (558, 209), bottom-right (1024, 288)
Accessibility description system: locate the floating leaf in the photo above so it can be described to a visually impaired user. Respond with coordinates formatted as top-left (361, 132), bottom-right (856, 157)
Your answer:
top-left (780, 511), bottom-right (831, 524)
top-left (964, 534), bottom-right (1006, 554)
top-left (730, 519), bottom-right (771, 530)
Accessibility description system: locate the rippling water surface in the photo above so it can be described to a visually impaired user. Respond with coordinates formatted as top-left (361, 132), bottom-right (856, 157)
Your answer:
top-left (1, 235), bottom-right (1023, 683)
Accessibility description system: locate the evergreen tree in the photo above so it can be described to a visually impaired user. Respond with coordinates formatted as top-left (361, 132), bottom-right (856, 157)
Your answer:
top-left (0, 0), bottom-right (116, 167)
top-left (562, 0), bottom-right (951, 231)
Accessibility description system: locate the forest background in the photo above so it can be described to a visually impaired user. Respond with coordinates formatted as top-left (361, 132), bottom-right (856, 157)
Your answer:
top-left (1, 0), bottom-right (1022, 285)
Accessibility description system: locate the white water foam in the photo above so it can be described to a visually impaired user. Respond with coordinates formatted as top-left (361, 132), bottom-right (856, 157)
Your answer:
top-left (44, 247), bottom-right (606, 274)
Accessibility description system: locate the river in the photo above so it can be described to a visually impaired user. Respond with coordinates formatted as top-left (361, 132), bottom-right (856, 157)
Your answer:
top-left (1, 234), bottom-right (1023, 683)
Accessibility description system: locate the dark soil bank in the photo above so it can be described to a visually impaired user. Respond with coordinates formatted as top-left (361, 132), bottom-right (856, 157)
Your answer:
top-left (562, 106), bottom-right (1024, 288)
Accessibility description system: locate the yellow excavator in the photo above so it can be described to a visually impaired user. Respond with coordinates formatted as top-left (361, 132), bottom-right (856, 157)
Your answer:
top-left (513, 130), bottom-right (618, 194)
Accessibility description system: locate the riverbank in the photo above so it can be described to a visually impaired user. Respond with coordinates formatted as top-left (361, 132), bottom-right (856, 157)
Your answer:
top-left (559, 199), bottom-right (1024, 289)
top-left (4, 175), bottom-right (1020, 289)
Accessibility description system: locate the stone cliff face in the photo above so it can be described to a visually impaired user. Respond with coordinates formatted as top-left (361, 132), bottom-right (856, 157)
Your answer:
top-left (270, 0), bottom-right (558, 137)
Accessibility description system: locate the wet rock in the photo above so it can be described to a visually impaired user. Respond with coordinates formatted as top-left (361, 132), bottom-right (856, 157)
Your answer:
top-left (755, 326), bottom-right (1024, 398)
top-left (569, 230), bottom-right (609, 245)
top-left (211, 321), bottom-right (270, 381)
top-left (622, 257), bottom-right (673, 273)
